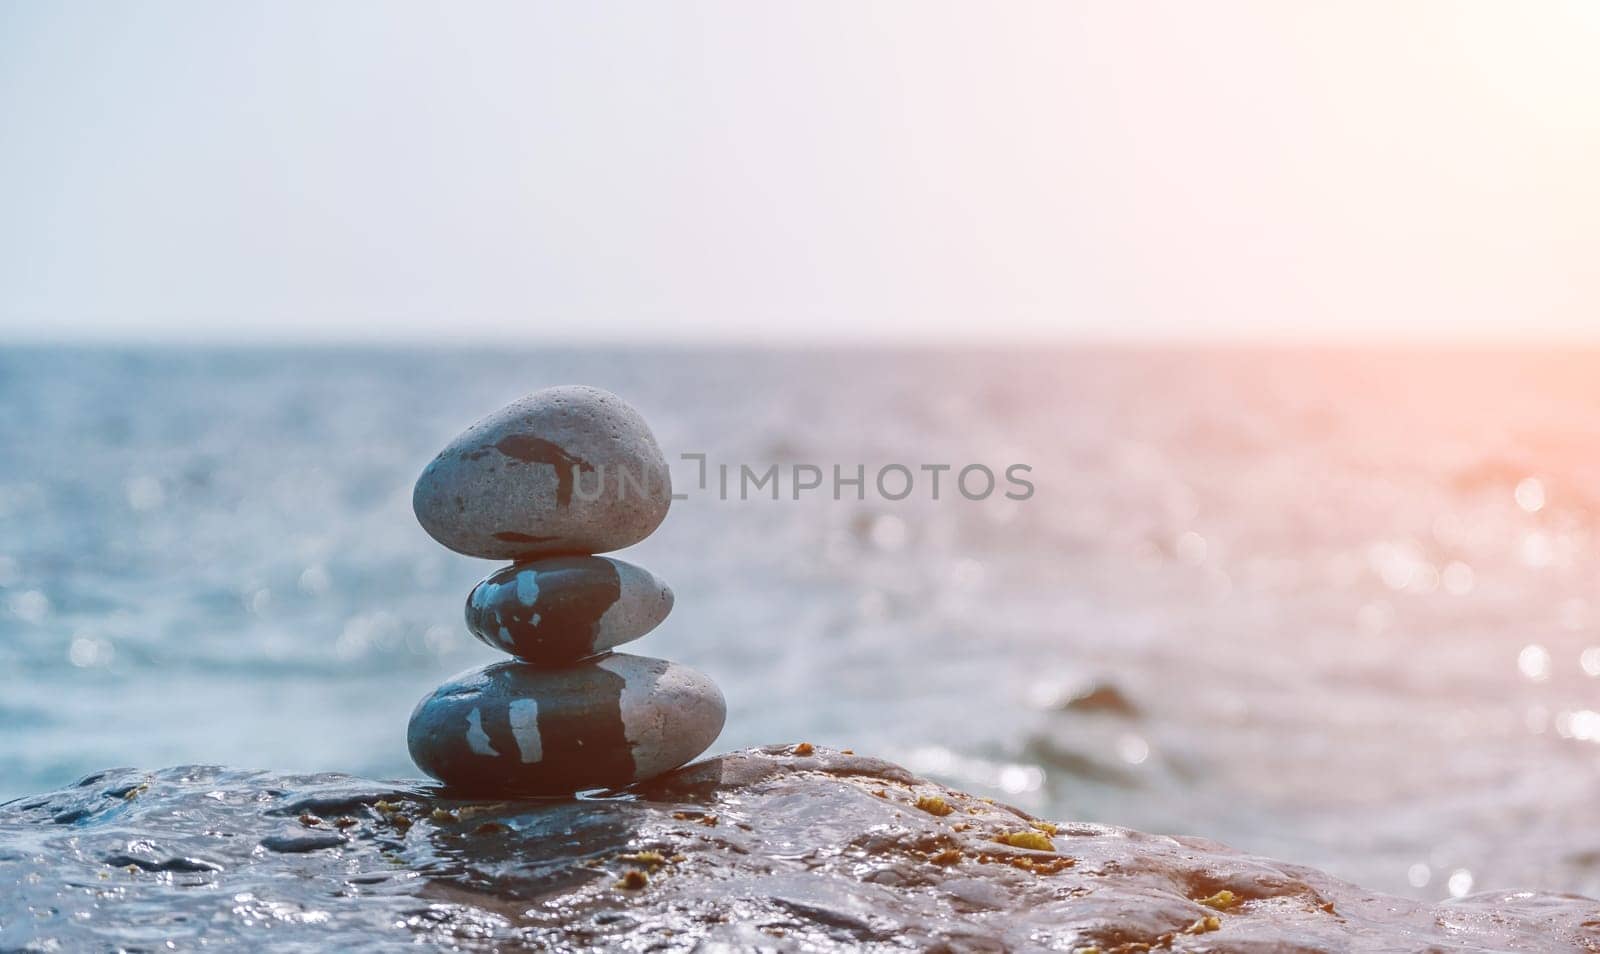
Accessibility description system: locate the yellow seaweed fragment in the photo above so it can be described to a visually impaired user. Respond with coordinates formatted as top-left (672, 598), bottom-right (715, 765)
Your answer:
top-left (1198, 889), bottom-right (1238, 910)
top-left (455, 803), bottom-right (509, 820)
top-left (1003, 854), bottom-right (1074, 874)
top-left (618, 851), bottom-right (668, 867)
top-left (995, 830), bottom-right (1055, 852)
top-left (915, 796), bottom-right (954, 817)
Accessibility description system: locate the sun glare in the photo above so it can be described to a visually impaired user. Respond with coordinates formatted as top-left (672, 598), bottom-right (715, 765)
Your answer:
top-left (1454, 3), bottom-right (1600, 130)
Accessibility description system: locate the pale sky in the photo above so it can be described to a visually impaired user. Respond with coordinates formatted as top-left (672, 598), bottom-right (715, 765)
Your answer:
top-left (1, 1), bottom-right (1596, 344)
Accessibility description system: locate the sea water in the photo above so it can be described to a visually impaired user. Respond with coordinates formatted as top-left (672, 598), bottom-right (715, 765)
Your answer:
top-left (2, 346), bottom-right (1599, 901)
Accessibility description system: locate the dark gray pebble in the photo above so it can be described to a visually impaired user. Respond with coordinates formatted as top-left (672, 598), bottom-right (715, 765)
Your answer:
top-left (465, 556), bottom-right (673, 664)
top-left (407, 654), bottom-right (724, 795)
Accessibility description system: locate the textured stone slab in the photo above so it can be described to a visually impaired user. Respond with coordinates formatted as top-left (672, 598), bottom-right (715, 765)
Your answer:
top-left (2, 749), bottom-right (1595, 951)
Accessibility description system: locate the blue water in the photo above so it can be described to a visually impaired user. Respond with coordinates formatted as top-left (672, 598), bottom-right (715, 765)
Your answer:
top-left (4, 346), bottom-right (1600, 901)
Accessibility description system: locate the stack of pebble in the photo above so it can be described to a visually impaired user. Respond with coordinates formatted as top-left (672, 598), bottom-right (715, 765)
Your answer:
top-left (406, 386), bottom-right (725, 795)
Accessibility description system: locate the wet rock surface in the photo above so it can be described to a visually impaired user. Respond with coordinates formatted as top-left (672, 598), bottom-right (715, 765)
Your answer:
top-left (2, 747), bottom-right (1594, 952)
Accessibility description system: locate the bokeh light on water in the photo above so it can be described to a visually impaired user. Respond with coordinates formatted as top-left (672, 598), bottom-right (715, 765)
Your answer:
top-left (4, 346), bottom-right (1600, 902)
